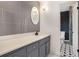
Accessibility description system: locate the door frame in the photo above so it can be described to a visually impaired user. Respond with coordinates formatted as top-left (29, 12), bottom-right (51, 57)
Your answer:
top-left (77, 1), bottom-right (79, 57)
top-left (69, 6), bottom-right (73, 45)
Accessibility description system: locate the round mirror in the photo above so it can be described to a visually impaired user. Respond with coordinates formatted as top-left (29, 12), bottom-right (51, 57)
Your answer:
top-left (31, 7), bottom-right (39, 25)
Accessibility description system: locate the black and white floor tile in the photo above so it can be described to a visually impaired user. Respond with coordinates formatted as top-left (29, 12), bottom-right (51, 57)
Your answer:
top-left (60, 42), bottom-right (75, 57)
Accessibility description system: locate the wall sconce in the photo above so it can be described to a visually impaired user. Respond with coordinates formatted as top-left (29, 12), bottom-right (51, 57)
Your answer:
top-left (41, 5), bottom-right (48, 12)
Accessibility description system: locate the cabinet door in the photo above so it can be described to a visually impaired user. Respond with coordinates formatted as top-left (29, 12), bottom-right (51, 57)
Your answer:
top-left (27, 49), bottom-right (38, 57)
top-left (39, 36), bottom-right (50, 57)
top-left (46, 41), bottom-right (50, 56)
top-left (26, 42), bottom-right (38, 57)
top-left (2, 47), bottom-right (26, 57)
top-left (39, 44), bottom-right (46, 57)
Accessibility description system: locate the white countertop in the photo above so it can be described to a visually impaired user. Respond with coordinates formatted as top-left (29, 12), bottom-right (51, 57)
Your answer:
top-left (0, 32), bottom-right (50, 56)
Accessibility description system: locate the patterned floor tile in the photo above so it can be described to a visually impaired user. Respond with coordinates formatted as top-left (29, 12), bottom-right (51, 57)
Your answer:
top-left (60, 42), bottom-right (75, 57)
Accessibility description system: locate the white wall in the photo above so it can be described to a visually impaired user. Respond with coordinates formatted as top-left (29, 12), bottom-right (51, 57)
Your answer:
top-left (60, 3), bottom-right (69, 12)
top-left (40, 2), bottom-right (60, 56)
top-left (72, 2), bottom-right (78, 56)
top-left (60, 1), bottom-right (76, 12)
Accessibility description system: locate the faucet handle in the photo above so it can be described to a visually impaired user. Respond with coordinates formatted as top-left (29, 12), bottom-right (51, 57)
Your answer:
top-left (35, 31), bottom-right (38, 35)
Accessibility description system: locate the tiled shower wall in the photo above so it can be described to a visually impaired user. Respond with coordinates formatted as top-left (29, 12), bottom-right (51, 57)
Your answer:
top-left (0, 1), bottom-right (40, 36)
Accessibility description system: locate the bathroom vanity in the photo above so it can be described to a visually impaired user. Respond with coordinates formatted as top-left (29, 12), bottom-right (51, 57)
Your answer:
top-left (0, 32), bottom-right (50, 57)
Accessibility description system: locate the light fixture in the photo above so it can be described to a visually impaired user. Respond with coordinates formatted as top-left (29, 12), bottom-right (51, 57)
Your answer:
top-left (42, 5), bottom-right (48, 12)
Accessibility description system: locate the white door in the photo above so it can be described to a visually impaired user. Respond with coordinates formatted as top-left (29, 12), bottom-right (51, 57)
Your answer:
top-left (72, 2), bottom-right (78, 57)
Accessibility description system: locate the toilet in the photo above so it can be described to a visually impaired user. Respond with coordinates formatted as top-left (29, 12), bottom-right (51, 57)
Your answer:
top-left (60, 31), bottom-right (65, 46)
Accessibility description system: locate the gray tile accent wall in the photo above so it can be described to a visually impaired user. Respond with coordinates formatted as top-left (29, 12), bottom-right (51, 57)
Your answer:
top-left (0, 1), bottom-right (40, 36)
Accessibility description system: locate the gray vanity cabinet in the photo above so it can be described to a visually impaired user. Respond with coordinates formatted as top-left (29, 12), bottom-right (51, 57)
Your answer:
top-left (1, 36), bottom-right (50, 57)
top-left (26, 42), bottom-right (39, 57)
top-left (39, 36), bottom-right (50, 57)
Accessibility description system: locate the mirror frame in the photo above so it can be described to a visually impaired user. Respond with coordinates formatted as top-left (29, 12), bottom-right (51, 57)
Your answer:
top-left (31, 7), bottom-right (39, 25)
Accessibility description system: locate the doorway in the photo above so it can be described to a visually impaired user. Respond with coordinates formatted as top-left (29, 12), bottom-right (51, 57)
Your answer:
top-left (60, 1), bottom-right (79, 57)
top-left (60, 11), bottom-right (69, 41)
top-left (60, 7), bottom-right (74, 57)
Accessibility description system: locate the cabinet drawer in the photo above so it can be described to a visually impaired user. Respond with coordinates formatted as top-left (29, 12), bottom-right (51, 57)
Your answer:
top-left (27, 42), bottom-right (38, 53)
top-left (8, 48), bottom-right (26, 57)
top-left (39, 36), bottom-right (50, 46)
top-left (1, 47), bottom-right (26, 57)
